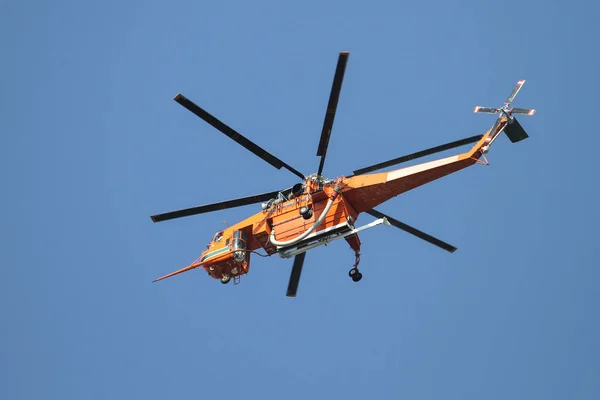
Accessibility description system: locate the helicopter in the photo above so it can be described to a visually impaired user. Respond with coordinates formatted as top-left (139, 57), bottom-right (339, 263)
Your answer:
top-left (150, 51), bottom-right (536, 297)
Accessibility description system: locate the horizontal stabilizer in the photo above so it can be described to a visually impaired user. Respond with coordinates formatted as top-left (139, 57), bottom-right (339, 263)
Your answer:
top-left (504, 117), bottom-right (529, 143)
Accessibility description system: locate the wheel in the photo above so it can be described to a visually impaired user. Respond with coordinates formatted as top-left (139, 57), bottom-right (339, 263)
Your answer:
top-left (299, 205), bottom-right (313, 220)
top-left (221, 275), bottom-right (231, 284)
top-left (348, 267), bottom-right (359, 277)
top-left (351, 272), bottom-right (362, 282)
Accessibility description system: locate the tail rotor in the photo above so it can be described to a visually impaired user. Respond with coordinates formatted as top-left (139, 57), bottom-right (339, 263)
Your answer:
top-left (473, 79), bottom-right (536, 145)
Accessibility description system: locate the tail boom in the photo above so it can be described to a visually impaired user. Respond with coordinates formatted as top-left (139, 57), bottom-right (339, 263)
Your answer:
top-left (341, 134), bottom-right (494, 213)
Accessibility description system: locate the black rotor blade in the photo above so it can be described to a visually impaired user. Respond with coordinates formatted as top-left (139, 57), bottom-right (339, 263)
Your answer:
top-left (316, 51), bottom-right (350, 176)
top-left (366, 209), bottom-right (457, 253)
top-left (286, 252), bottom-right (306, 297)
top-left (174, 93), bottom-right (305, 180)
top-left (352, 134), bottom-right (483, 176)
top-left (151, 189), bottom-right (281, 223)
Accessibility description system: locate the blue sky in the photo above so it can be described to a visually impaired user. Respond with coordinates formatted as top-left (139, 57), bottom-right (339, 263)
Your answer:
top-left (2, 0), bottom-right (599, 398)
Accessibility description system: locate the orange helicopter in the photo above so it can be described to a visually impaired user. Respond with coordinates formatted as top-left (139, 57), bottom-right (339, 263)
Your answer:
top-left (150, 51), bottom-right (536, 297)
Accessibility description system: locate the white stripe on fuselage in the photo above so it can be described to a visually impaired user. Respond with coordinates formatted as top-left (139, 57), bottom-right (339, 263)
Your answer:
top-left (386, 155), bottom-right (460, 182)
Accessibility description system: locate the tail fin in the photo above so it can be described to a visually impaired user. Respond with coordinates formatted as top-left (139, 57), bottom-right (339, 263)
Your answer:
top-left (504, 117), bottom-right (529, 143)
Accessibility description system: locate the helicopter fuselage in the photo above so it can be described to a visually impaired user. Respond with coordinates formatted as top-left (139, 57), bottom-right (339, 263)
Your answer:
top-left (161, 132), bottom-right (495, 284)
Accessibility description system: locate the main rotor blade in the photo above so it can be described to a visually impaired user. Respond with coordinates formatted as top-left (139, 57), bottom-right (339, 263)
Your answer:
top-left (150, 189), bottom-right (281, 223)
top-left (174, 94), bottom-right (305, 180)
top-left (351, 134), bottom-right (483, 176)
top-left (366, 209), bottom-right (457, 253)
top-left (286, 252), bottom-right (306, 297)
top-left (316, 51), bottom-right (350, 176)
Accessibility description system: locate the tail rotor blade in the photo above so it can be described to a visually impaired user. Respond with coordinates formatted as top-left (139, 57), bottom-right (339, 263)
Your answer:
top-left (505, 79), bottom-right (525, 105)
top-left (511, 107), bottom-right (536, 116)
top-left (487, 117), bottom-right (503, 137)
top-left (286, 252), bottom-right (306, 297)
top-left (473, 106), bottom-right (500, 114)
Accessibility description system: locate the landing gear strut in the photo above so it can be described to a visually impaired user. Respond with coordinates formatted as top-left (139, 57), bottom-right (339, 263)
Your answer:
top-left (348, 251), bottom-right (362, 282)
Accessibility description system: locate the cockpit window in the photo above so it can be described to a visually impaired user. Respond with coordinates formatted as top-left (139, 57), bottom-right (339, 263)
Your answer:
top-left (213, 231), bottom-right (224, 243)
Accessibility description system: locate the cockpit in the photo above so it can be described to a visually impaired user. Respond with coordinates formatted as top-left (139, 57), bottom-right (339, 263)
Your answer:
top-left (213, 231), bottom-right (224, 243)
top-left (206, 230), bottom-right (224, 249)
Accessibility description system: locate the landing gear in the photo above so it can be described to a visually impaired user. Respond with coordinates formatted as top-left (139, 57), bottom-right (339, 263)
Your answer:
top-left (348, 267), bottom-right (362, 282)
top-left (343, 235), bottom-right (363, 283)
top-left (221, 275), bottom-right (231, 284)
top-left (348, 249), bottom-right (362, 282)
top-left (299, 205), bottom-right (313, 220)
